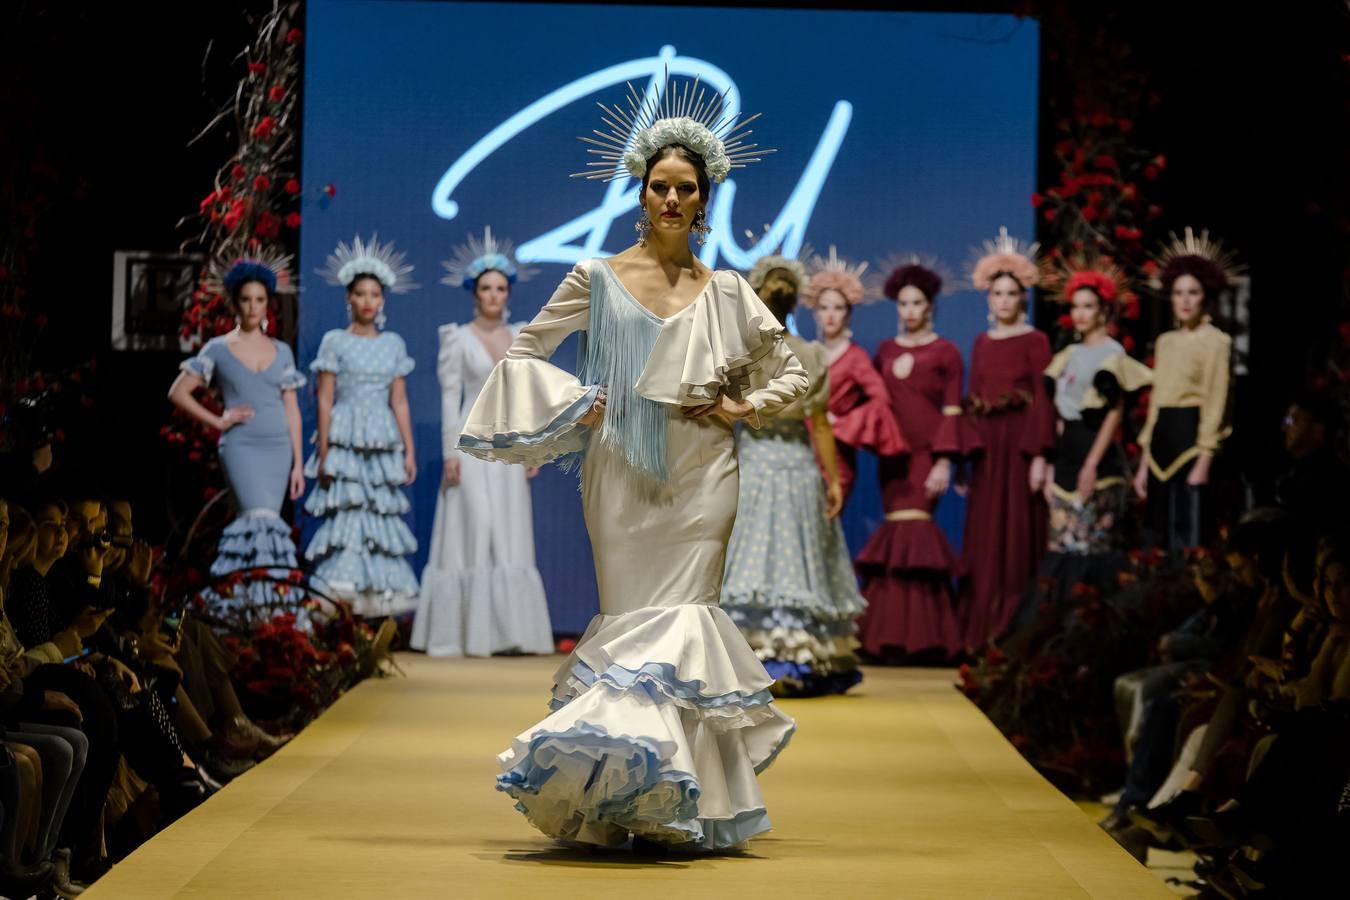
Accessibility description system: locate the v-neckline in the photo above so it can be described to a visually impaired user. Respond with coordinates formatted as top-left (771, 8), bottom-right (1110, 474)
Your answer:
top-left (466, 322), bottom-right (511, 365)
top-left (222, 337), bottom-right (278, 374)
top-left (598, 259), bottom-right (712, 322)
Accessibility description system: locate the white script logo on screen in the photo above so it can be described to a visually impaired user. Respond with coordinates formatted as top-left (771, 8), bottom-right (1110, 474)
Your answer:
top-left (430, 45), bottom-right (851, 270)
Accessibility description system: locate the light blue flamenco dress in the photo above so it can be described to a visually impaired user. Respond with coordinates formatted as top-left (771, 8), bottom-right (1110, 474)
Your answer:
top-left (458, 260), bottom-right (808, 850)
top-left (721, 335), bottom-right (866, 696)
top-left (303, 329), bottom-right (420, 616)
top-left (181, 336), bottom-right (306, 608)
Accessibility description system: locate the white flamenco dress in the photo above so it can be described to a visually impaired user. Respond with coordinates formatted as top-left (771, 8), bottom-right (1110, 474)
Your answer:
top-left (411, 323), bottom-right (552, 656)
top-left (459, 259), bottom-right (808, 850)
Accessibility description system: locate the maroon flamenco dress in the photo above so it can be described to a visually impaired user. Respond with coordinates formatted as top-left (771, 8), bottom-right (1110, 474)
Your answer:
top-left (825, 342), bottom-right (907, 502)
top-left (856, 338), bottom-right (977, 659)
top-left (959, 329), bottom-right (1056, 647)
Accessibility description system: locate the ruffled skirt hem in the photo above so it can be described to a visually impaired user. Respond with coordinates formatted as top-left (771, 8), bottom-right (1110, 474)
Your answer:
top-left (498, 603), bottom-right (794, 850)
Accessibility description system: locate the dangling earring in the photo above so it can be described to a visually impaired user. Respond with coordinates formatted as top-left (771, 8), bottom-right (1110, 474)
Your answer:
top-left (635, 209), bottom-right (652, 246)
top-left (692, 209), bottom-right (712, 247)
top-left (261, 316), bottom-right (269, 334)
top-left (347, 305), bottom-right (355, 324)
top-left (987, 311), bottom-right (995, 326)
top-left (234, 315), bottom-right (242, 330)
top-left (376, 306), bottom-right (387, 330)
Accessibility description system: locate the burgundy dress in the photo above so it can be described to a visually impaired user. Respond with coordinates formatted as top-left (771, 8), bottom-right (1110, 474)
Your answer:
top-left (959, 329), bottom-right (1055, 647)
top-left (855, 337), bottom-right (977, 659)
top-left (825, 342), bottom-right (907, 502)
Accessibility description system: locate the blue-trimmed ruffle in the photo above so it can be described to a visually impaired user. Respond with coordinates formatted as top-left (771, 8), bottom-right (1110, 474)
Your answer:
top-left (549, 660), bottom-right (775, 718)
top-left (498, 603), bottom-right (794, 851)
top-left (180, 353), bottom-right (214, 385)
top-left (202, 512), bottom-right (302, 610)
top-left (458, 384), bottom-right (599, 468)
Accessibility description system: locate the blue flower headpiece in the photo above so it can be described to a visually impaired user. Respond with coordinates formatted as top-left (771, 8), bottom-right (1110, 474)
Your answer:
top-left (441, 226), bottom-right (535, 292)
top-left (205, 246), bottom-right (295, 297)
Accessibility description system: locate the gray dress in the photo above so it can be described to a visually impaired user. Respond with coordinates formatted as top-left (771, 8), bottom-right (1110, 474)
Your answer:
top-left (721, 335), bottom-right (866, 695)
top-left (181, 337), bottom-right (306, 606)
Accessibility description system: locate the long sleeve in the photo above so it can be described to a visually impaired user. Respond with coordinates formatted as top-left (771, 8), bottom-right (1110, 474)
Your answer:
top-left (933, 342), bottom-right (980, 456)
top-left (1021, 331), bottom-right (1057, 456)
top-left (458, 263), bottom-right (600, 466)
top-left (830, 347), bottom-right (907, 455)
top-left (438, 325), bottom-right (465, 461)
top-left (1197, 330), bottom-right (1233, 454)
top-left (743, 338), bottom-right (809, 428)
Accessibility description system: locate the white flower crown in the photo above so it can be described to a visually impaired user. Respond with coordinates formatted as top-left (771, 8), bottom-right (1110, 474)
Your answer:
top-left (574, 75), bottom-right (773, 184)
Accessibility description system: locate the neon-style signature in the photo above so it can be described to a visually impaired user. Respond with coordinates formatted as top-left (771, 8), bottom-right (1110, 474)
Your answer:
top-left (430, 45), bottom-right (851, 268)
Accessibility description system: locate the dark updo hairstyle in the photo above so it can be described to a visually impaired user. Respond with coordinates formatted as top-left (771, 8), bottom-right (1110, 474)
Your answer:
top-left (639, 145), bottom-right (712, 204)
top-left (346, 273), bottom-right (385, 296)
top-left (1159, 255), bottom-right (1228, 304)
top-left (884, 265), bottom-right (943, 305)
top-left (228, 277), bottom-right (274, 307)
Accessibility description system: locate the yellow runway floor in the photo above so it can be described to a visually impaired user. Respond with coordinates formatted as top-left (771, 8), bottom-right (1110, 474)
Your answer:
top-left (85, 654), bottom-right (1168, 898)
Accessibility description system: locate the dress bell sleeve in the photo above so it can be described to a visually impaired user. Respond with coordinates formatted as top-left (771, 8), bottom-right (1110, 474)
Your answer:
top-left (830, 347), bottom-right (907, 455)
top-left (458, 262), bottom-right (600, 466)
top-left (1020, 330), bottom-right (1057, 457)
top-left (437, 324), bottom-right (465, 461)
top-left (933, 342), bottom-right (981, 457)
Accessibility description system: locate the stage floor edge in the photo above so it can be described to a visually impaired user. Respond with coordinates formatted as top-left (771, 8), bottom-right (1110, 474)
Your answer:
top-left (84, 654), bottom-right (1169, 898)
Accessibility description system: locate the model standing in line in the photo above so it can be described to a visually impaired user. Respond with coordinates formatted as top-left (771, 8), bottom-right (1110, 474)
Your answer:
top-left (304, 235), bottom-right (421, 616)
top-left (412, 228), bottom-right (553, 657)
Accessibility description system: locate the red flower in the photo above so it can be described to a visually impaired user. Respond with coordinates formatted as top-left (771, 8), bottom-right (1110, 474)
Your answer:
top-left (253, 116), bottom-right (277, 139)
top-left (1147, 204), bottom-right (1163, 220)
top-left (1030, 192), bottom-right (1044, 208)
top-left (1143, 164), bottom-right (1159, 181)
top-left (223, 199), bottom-right (246, 231)
top-left (1121, 182), bottom-right (1138, 201)
top-left (248, 62), bottom-right (266, 75)
top-left (198, 190), bottom-right (218, 213)
top-left (1153, 154), bottom-right (1167, 170)
top-left (322, 183), bottom-right (336, 197)
top-left (1054, 139), bottom-right (1076, 157)
top-left (1118, 118), bottom-right (1134, 134)
top-left (1056, 313), bottom-right (1073, 330)
top-left (336, 642), bottom-right (357, 666)
top-left (255, 211), bottom-right (281, 239)
top-left (1141, 259), bottom-right (1159, 277)
top-left (285, 27), bottom-right (303, 44)
top-left (1043, 208), bottom-right (1058, 222)
top-left (285, 212), bottom-right (302, 229)
top-left (1081, 205), bottom-right (1100, 222)
top-left (284, 178), bottom-right (301, 195)
top-left (268, 85), bottom-right (287, 103)
top-left (231, 164), bottom-right (247, 181)
top-left (1122, 334), bottom-right (1136, 353)
top-left (1123, 297), bottom-right (1141, 320)
top-left (1093, 154), bottom-right (1118, 170)
top-left (253, 174), bottom-right (270, 192)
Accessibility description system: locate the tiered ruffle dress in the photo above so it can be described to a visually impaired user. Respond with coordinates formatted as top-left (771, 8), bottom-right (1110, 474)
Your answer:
top-left (412, 323), bottom-right (552, 656)
top-left (303, 330), bottom-right (420, 616)
top-left (459, 259), bottom-right (808, 850)
top-left (856, 337), bottom-right (978, 659)
top-left (721, 335), bottom-right (867, 696)
top-left (181, 337), bottom-right (306, 609)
